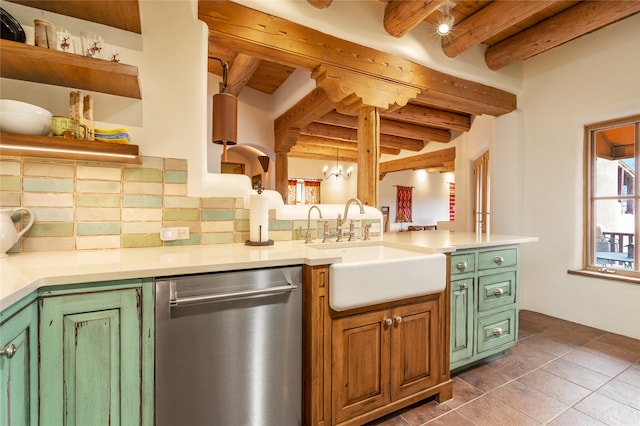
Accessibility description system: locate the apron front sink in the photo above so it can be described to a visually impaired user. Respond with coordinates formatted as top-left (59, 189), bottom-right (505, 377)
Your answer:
top-left (311, 243), bottom-right (446, 311)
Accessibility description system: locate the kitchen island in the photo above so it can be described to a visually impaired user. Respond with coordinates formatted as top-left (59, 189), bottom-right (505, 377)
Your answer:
top-left (0, 231), bottom-right (535, 426)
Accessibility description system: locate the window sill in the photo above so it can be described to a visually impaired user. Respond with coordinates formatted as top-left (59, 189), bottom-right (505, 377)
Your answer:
top-left (568, 269), bottom-right (640, 285)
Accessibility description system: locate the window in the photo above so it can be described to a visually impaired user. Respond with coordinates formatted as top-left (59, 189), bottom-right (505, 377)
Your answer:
top-left (585, 115), bottom-right (640, 275)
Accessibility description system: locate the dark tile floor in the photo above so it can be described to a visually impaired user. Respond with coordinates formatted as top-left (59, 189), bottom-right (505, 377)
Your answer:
top-left (368, 310), bottom-right (640, 426)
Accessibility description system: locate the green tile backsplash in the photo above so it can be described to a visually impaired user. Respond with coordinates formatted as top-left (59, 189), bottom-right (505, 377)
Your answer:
top-left (0, 155), bottom-right (298, 254)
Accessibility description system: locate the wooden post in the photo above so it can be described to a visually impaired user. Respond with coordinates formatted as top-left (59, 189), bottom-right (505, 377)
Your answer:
top-left (357, 106), bottom-right (380, 207)
top-left (275, 151), bottom-right (289, 203)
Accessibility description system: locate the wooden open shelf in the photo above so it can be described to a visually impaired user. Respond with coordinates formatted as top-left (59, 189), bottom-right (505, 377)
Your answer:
top-left (6, 0), bottom-right (141, 33)
top-left (0, 132), bottom-right (140, 164)
top-left (0, 40), bottom-right (142, 99)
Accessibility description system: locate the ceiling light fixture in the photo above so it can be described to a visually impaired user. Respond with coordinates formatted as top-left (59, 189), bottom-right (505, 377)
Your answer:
top-left (210, 56), bottom-right (237, 162)
top-left (323, 148), bottom-right (352, 181)
top-left (436, 1), bottom-right (456, 37)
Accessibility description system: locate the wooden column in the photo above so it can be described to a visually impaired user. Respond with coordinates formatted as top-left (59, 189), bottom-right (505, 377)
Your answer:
top-left (275, 151), bottom-right (289, 203)
top-left (357, 106), bottom-right (380, 207)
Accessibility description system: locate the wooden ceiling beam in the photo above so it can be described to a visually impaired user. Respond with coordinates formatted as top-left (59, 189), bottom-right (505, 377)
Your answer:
top-left (384, 0), bottom-right (446, 38)
top-left (413, 89), bottom-right (510, 117)
top-left (199, 0), bottom-right (517, 116)
top-left (380, 134), bottom-right (424, 152)
top-left (274, 87), bottom-right (335, 152)
top-left (485, 0), bottom-right (640, 70)
top-left (380, 147), bottom-right (456, 176)
top-left (297, 135), bottom-right (401, 156)
top-left (223, 53), bottom-right (261, 96)
top-left (442, 0), bottom-right (558, 58)
top-left (289, 145), bottom-right (358, 162)
top-left (379, 120), bottom-right (451, 143)
top-left (380, 104), bottom-right (471, 132)
top-left (318, 107), bottom-right (469, 133)
top-left (302, 122), bottom-right (427, 151)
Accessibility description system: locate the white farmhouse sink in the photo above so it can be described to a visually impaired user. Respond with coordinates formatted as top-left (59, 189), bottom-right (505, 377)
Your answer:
top-left (310, 243), bottom-right (446, 311)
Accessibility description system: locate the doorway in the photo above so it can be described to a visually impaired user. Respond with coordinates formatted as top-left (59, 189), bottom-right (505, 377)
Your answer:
top-left (473, 151), bottom-right (490, 234)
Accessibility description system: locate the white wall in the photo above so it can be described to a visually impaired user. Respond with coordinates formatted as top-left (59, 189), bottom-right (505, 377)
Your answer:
top-left (509, 13), bottom-right (640, 339)
top-left (379, 170), bottom-right (450, 229)
top-left (288, 157), bottom-right (357, 204)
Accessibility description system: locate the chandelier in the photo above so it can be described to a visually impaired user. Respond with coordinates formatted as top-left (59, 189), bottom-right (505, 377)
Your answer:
top-left (323, 148), bottom-right (352, 181)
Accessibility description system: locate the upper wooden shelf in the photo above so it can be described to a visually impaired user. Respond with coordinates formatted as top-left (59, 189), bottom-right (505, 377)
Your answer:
top-left (0, 39), bottom-right (142, 99)
top-left (6, 0), bottom-right (141, 33)
top-left (0, 132), bottom-right (140, 164)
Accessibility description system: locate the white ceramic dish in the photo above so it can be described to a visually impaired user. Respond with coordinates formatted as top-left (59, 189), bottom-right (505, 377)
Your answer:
top-left (0, 99), bottom-right (53, 136)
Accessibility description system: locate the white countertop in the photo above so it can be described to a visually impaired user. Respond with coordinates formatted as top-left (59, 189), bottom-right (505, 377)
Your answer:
top-left (0, 231), bottom-right (537, 310)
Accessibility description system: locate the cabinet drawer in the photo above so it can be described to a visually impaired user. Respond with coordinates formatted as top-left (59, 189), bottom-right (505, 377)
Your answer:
top-left (478, 248), bottom-right (517, 271)
top-left (478, 272), bottom-right (516, 312)
top-left (477, 309), bottom-right (517, 354)
top-left (451, 253), bottom-right (475, 275)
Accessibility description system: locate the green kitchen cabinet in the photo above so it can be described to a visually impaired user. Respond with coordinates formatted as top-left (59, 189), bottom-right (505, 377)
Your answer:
top-left (450, 245), bottom-right (519, 371)
top-left (0, 299), bottom-right (38, 426)
top-left (39, 279), bottom-right (154, 426)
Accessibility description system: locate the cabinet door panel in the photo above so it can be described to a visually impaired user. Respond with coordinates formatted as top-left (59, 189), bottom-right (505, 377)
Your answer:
top-left (391, 300), bottom-right (439, 400)
top-left (450, 279), bottom-right (473, 364)
top-left (62, 310), bottom-right (121, 426)
top-left (332, 310), bottom-right (390, 424)
top-left (40, 289), bottom-right (141, 426)
top-left (0, 303), bottom-right (38, 426)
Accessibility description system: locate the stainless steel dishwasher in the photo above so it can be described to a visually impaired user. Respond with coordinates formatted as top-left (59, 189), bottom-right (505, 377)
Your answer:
top-left (155, 266), bottom-right (302, 426)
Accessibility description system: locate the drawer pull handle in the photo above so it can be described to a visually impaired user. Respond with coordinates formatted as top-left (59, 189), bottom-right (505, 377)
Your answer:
top-left (456, 261), bottom-right (467, 271)
top-left (395, 316), bottom-right (402, 324)
top-left (0, 343), bottom-right (17, 359)
top-left (494, 256), bottom-right (504, 264)
top-left (459, 282), bottom-right (467, 290)
top-left (494, 288), bottom-right (505, 296)
top-left (385, 318), bottom-right (393, 326)
top-left (492, 327), bottom-right (504, 336)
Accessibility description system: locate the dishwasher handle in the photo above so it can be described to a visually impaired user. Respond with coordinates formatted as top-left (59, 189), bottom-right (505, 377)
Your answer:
top-left (169, 281), bottom-right (298, 307)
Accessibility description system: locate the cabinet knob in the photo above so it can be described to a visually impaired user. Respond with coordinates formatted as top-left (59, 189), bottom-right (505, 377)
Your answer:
top-left (0, 343), bottom-right (17, 359)
top-left (493, 256), bottom-right (504, 265)
top-left (456, 261), bottom-right (467, 271)
top-left (494, 288), bottom-right (505, 296)
top-left (459, 282), bottom-right (467, 290)
top-left (395, 316), bottom-right (402, 324)
top-left (492, 327), bottom-right (504, 336)
top-left (384, 318), bottom-right (393, 326)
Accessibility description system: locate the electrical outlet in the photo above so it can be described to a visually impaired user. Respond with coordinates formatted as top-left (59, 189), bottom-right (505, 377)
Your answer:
top-left (176, 227), bottom-right (190, 240)
top-left (160, 227), bottom-right (190, 241)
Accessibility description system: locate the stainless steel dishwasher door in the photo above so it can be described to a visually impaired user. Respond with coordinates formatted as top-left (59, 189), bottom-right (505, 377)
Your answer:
top-left (155, 266), bottom-right (302, 426)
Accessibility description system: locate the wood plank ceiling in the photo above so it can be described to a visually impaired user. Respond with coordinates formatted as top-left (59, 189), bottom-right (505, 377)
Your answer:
top-left (200, 0), bottom-right (640, 173)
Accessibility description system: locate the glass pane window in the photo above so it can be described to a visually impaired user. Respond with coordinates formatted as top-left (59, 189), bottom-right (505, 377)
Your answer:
top-left (586, 116), bottom-right (640, 275)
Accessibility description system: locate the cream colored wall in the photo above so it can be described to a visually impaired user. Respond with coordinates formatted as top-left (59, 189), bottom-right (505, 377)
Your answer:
top-left (511, 13), bottom-right (640, 339)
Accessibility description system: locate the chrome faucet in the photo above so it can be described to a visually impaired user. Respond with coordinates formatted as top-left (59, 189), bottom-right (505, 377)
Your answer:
top-left (341, 198), bottom-right (365, 241)
top-left (305, 205), bottom-right (323, 243)
top-left (342, 198), bottom-right (365, 223)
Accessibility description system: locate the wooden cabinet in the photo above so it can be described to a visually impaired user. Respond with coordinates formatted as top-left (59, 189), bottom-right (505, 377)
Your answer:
top-left (0, 299), bottom-right (38, 426)
top-left (331, 299), bottom-right (439, 424)
top-left (450, 245), bottom-right (519, 371)
top-left (38, 279), bottom-right (154, 426)
top-left (304, 264), bottom-right (452, 426)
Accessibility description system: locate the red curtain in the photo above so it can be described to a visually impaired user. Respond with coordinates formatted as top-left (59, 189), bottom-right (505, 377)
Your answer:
top-left (304, 180), bottom-right (321, 204)
top-left (396, 186), bottom-right (412, 222)
top-left (287, 179), bottom-right (297, 204)
top-left (449, 182), bottom-right (456, 221)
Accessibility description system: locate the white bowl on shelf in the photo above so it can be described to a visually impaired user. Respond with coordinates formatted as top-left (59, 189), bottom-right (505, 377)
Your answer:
top-left (0, 99), bottom-right (53, 136)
